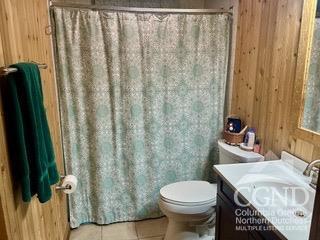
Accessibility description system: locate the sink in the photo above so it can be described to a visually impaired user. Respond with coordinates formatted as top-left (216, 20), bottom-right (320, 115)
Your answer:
top-left (236, 179), bottom-right (314, 220)
top-left (214, 152), bottom-right (316, 240)
top-left (233, 173), bottom-right (314, 215)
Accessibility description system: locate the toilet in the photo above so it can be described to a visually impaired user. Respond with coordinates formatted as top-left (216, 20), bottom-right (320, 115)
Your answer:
top-left (159, 139), bottom-right (264, 240)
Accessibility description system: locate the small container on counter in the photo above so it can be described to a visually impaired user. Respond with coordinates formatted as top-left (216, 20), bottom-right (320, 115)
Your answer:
top-left (253, 139), bottom-right (261, 153)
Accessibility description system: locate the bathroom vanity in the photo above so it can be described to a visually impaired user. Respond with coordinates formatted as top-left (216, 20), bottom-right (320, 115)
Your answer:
top-left (214, 152), bottom-right (315, 240)
top-left (215, 175), bottom-right (285, 240)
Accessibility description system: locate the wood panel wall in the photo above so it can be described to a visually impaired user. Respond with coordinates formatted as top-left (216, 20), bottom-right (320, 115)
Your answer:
top-left (53, 0), bottom-right (206, 8)
top-left (231, 0), bottom-right (320, 162)
top-left (0, 0), bottom-right (318, 239)
top-left (0, 0), bottom-right (69, 240)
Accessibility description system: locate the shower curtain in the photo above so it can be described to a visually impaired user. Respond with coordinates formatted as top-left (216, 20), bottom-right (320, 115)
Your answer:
top-left (52, 7), bottom-right (230, 228)
top-left (302, 18), bottom-right (320, 132)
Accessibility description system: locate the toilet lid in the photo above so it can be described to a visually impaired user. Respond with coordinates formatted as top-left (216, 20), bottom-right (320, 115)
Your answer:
top-left (160, 181), bottom-right (217, 204)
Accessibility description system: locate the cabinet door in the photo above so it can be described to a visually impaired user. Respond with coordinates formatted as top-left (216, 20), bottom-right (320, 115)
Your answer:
top-left (248, 231), bottom-right (264, 240)
top-left (215, 195), bottom-right (248, 240)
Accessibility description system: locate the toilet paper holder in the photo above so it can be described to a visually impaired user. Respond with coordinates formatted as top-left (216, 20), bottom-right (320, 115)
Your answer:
top-left (56, 185), bottom-right (72, 190)
top-left (55, 175), bottom-right (70, 190)
top-left (55, 174), bottom-right (78, 193)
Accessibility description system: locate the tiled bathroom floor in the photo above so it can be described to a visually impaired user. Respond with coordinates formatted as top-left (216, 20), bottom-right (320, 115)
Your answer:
top-left (69, 217), bottom-right (168, 240)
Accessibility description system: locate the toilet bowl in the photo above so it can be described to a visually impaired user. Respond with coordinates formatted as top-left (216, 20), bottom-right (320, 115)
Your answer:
top-left (159, 140), bottom-right (264, 240)
top-left (159, 181), bottom-right (217, 240)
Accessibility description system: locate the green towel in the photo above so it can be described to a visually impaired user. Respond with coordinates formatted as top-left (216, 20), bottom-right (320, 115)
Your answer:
top-left (4, 63), bottom-right (59, 203)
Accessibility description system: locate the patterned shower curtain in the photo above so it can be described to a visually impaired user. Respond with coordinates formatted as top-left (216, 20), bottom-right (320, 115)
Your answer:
top-left (302, 18), bottom-right (320, 132)
top-left (51, 7), bottom-right (230, 228)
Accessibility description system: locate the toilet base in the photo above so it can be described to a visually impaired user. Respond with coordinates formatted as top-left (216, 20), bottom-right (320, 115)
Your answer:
top-left (158, 182), bottom-right (217, 240)
top-left (164, 219), bottom-right (215, 240)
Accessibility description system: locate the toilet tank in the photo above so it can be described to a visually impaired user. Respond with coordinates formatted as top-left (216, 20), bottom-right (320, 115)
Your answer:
top-left (218, 139), bottom-right (264, 164)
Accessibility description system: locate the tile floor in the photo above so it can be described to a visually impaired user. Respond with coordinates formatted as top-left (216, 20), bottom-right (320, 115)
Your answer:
top-left (69, 217), bottom-right (168, 240)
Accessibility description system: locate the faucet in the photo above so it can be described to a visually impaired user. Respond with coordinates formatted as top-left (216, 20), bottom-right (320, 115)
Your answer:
top-left (303, 159), bottom-right (320, 189)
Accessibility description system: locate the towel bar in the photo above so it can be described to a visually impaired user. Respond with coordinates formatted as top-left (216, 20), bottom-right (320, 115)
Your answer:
top-left (0, 62), bottom-right (48, 76)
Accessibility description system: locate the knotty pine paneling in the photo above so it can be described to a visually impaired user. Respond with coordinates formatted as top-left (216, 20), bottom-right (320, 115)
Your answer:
top-left (0, 1), bottom-right (318, 239)
top-left (231, 0), bottom-right (320, 162)
top-left (204, 0), bottom-right (233, 10)
top-left (0, 0), bottom-right (69, 240)
top-left (0, 31), bottom-right (9, 236)
top-left (52, 0), bottom-right (206, 8)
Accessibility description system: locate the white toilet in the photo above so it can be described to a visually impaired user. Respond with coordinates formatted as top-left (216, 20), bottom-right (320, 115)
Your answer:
top-left (159, 140), bottom-right (264, 240)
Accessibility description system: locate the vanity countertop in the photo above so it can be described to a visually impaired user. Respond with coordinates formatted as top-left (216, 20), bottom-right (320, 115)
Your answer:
top-left (213, 152), bottom-right (315, 240)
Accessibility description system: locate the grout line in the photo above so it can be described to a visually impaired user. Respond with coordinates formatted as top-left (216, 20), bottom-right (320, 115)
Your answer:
top-left (74, 219), bottom-right (166, 240)
top-left (134, 221), bottom-right (139, 238)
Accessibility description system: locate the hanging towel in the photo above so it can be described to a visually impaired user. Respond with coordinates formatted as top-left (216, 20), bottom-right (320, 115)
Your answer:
top-left (4, 63), bottom-right (59, 203)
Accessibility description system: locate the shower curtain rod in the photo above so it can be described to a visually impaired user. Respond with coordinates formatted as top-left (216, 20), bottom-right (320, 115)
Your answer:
top-left (50, 2), bottom-right (233, 14)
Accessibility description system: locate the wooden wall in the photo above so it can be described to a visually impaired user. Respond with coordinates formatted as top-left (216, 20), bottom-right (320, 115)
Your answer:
top-left (231, 0), bottom-right (320, 162)
top-left (52, 0), bottom-right (233, 9)
top-left (53, 0), bottom-right (206, 7)
top-left (0, 0), bottom-right (318, 239)
top-left (0, 0), bottom-right (69, 240)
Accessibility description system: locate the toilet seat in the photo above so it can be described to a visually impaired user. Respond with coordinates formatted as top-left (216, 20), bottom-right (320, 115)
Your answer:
top-left (159, 181), bottom-right (217, 214)
top-left (159, 198), bottom-right (216, 215)
top-left (160, 196), bottom-right (216, 206)
top-left (160, 181), bottom-right (217, 204)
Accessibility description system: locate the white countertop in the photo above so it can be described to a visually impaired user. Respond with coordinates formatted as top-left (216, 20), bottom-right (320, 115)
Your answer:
top-left (213, 152), bottom-right (315, 240)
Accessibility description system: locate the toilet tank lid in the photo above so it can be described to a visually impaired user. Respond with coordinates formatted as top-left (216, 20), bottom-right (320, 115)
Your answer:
top-left (218, 140), bottom-right (263, 159)
top-left (160, 181), bottom-right (216, 204)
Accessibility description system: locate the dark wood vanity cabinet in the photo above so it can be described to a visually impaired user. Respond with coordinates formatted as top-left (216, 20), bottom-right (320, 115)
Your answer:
top-left (215, 176), bottom-right (285, 240)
